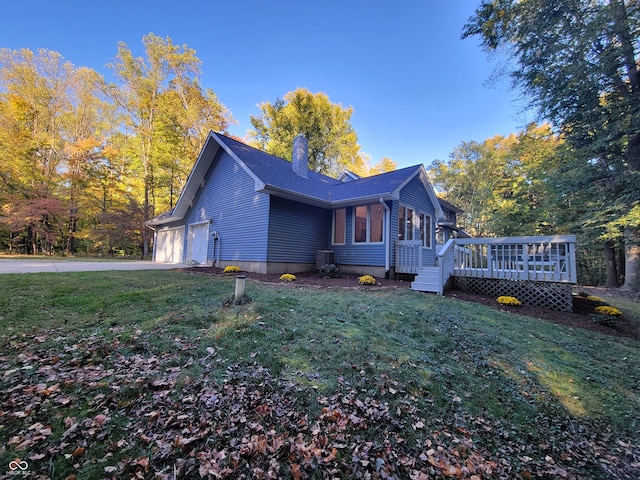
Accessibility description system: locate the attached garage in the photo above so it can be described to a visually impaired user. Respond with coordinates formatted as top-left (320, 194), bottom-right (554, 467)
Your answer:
top-left (187, 222), bottom-right (209, 265)
top-left (154, 227), bottom-right (184, 263)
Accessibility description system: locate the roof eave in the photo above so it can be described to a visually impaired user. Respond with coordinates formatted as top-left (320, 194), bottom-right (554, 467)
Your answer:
top-left (147, 215), bottom-right (180, 227)
top-left (261, 185), bottom-right (396, 208)
top-left (260, 186), bottom-right (331, 208)
top-left (329, 193), bottom-right (396, 207)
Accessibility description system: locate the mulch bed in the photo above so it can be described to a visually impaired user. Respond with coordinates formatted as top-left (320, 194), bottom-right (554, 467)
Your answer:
top-left (183, 267), bottom-right (640, 340)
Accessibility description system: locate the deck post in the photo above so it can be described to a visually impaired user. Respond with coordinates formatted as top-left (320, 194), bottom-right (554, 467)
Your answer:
top-left (487, 243), bottom-right (493, 279)
top-left (568, 241), bottom-right (577, 284)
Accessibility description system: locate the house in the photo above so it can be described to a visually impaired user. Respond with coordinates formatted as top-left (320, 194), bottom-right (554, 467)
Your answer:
top-left (148, 132), bottom-right (460, 278)
top-left (148, 131), bottom-right (578, 310)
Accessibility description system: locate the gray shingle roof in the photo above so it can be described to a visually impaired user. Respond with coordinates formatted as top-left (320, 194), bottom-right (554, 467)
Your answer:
top-left (218, 133), bottom-right (422, 203)
top-left (149, 131), bottom-right (444, 225)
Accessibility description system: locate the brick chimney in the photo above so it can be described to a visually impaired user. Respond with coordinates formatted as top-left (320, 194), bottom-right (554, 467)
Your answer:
top-left (292, 134), bottom-right (308, 178)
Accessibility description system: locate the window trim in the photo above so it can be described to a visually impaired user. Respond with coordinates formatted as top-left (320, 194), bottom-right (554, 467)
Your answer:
top-left (353, 204), bottom-right (385, 244)
top-left (398, 204), bottom-right (415, 241)
top-left (399, 204), bottom-right (432, 248)
top-left (420, 213), bottom-right (433, 249)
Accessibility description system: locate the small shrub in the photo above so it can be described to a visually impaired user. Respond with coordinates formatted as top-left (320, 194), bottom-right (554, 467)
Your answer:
top-left (497, 296), bottom-right (522, 306)
top-left (223, 265), bottom-right (240, 273)
top-left (280, 273), bottom-right (296, 282)
top-left (586, 295), bottom-right (606, 304)
top-left (319, 263), bottom-right (340, 278)
top-left (594, 305), bottom-right (622, 316)
top-left (591, 305), bottom-right (622, 326)
top-left (358, 275), bottom-right (376, 285)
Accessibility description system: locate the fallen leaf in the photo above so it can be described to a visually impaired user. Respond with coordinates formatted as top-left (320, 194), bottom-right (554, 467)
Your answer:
top-left (71, 447), bottom-right (85, 459)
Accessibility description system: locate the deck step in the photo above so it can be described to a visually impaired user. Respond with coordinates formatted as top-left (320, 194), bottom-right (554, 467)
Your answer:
top-left (411, 267), bottom-right (441, 293)
top-left (411, 281), bottom-right (440, 293)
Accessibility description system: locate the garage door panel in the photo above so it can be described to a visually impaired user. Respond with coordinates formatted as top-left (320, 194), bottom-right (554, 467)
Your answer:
top-left (188, 223), bottom-right (209, 265)
top-left (155, 227), bottom-right (184, 263)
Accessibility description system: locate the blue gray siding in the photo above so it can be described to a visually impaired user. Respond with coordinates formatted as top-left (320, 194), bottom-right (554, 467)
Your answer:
top-left (182, 149), bottom-right (269, 263)
top-left (330, 203), bottom-right (388, 267)
top-left (395, 174), bottom-right (437, 268)
top-left (267, 197), bottom-right (330, 263)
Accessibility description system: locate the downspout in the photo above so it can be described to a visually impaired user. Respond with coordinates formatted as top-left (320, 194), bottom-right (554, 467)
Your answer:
top-left (213, 233), bottom-right (220, 268)
top-left (380, 198), bottom-right (390, 279)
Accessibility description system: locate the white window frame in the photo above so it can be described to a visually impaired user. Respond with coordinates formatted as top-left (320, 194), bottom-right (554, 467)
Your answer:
top-left (353, 204), bottom-right (384, 244)
top-left (420, 213), bottom-right (433, 249)
top-left (400, 204), bottom-right (432, 248)
top-left (398, 204), bottom-right (415, 241)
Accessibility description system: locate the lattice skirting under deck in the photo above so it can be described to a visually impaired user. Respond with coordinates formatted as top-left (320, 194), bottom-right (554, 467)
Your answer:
top-left (451, 276), bottom-right (573, 312)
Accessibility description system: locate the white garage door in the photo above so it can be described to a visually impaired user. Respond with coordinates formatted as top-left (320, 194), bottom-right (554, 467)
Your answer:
top-left (154, 227), bottom-right (184, 263)
top-left (187, 222), bottom-right (209, 265)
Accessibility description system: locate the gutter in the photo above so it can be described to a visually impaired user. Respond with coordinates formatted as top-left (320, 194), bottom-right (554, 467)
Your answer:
top-left (380, 198), bottom-right (391, 279)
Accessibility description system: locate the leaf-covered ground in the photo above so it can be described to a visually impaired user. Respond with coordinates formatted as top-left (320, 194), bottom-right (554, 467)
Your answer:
top-left (2, 328), bottom-right (638, 479)
top-left (1, 270), bottom-right (639, 479)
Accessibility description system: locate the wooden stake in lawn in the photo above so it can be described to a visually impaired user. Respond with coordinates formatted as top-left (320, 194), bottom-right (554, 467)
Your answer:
top-left (235, 275), bottom-right (246, 301)
top-left (222, 274), bottom-right (251, 306)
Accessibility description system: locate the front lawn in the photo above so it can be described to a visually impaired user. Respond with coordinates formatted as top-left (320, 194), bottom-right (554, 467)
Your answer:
top-left (0, 270), bottom-right (638, 479)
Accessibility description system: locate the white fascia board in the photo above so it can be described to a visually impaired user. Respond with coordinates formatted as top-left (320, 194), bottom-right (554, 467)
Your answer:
top-left (148, 132), bottom-right (267, 226)
top-left (147, 215), bottom-right (179, 226)
top-left (260, 185), bottom-right (395, 209)
top-left (329, 193), bottom-right (396, 207)
top-left (259, 185), bottom-right (330, 208)
top-left (210, 132), bottom-right (265, 189)
top-left (169, 133), bottom-right (221, 221)
top-left (393, 165), bottom-right (445, 219)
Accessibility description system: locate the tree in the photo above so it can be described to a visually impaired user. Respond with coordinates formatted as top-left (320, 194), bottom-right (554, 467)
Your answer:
top-left (370, 157), bottom-right (398, 175)
top-left (106, 34), bottom-right (233, 258)
top-left (59, 66), bottom-right (110, 254)
top-left (249, 88), bottom-right (362, 177)
top-left (463, 0), bottom-right (640, 291)
top-left (0, 48), bottom-right (77, 253)
top-left (428, 124), bottom-right (563, 238)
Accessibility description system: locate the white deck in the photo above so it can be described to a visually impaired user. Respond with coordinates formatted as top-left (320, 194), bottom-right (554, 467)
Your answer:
top-left (404, 236), bottom-right (577, 294)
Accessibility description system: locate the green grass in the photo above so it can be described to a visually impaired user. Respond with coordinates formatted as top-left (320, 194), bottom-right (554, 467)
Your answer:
top-left (1, 270), bottom-right (638, 479)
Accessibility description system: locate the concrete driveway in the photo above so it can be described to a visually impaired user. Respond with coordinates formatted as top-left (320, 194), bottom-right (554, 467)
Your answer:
top-left (0, 258), bottom-right (184, 274)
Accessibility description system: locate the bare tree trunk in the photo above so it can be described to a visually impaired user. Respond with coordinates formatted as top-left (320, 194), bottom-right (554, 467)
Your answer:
top-left (142, 176), bottom-right (150, 260)
top-left (603, 239), bottom-right (619, 287)
top-left (621, 225), bottom-right (640, 292)
top-left (618, 241), bottom-right (625, 284)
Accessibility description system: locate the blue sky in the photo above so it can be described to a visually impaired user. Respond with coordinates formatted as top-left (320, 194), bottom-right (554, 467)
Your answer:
top-left (2, 0), bottom-right (532, 169)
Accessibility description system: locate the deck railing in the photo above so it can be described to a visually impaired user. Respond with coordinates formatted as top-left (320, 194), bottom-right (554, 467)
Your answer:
top-left (439, 235), bottom-right (577, 285)
top-left (395, 240), bottom-right (423, 274)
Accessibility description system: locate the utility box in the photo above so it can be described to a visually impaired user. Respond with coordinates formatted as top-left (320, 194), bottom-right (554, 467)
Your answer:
top-left (316, 250), bottom-right (335, 269)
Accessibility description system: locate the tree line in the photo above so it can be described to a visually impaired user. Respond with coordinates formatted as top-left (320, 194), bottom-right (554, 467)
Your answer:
top-left (457, 0), bottom-right (639, 292)
top-left (0, 35), bottom-right (394, 260)
top-left (0, 34), bottom-right (233, 258)
top-left (427, 122), bottom-right (629, 288)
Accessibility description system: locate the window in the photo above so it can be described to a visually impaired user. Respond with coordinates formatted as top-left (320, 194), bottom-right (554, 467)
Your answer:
top-left (355, 206), bottom-right (368, 243)
top-left (420, 213), bottom-right (432, 248)
top-left (370, 204), bottom-right (384, 242)
top-left (400, 204), bottom-right (431, 247)
top-left (354, 204), bottom-right (384, 243)
top-left (333, 208), bottom-right (346, 244)
top-left (398, 205), bottom-right (414, 240)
